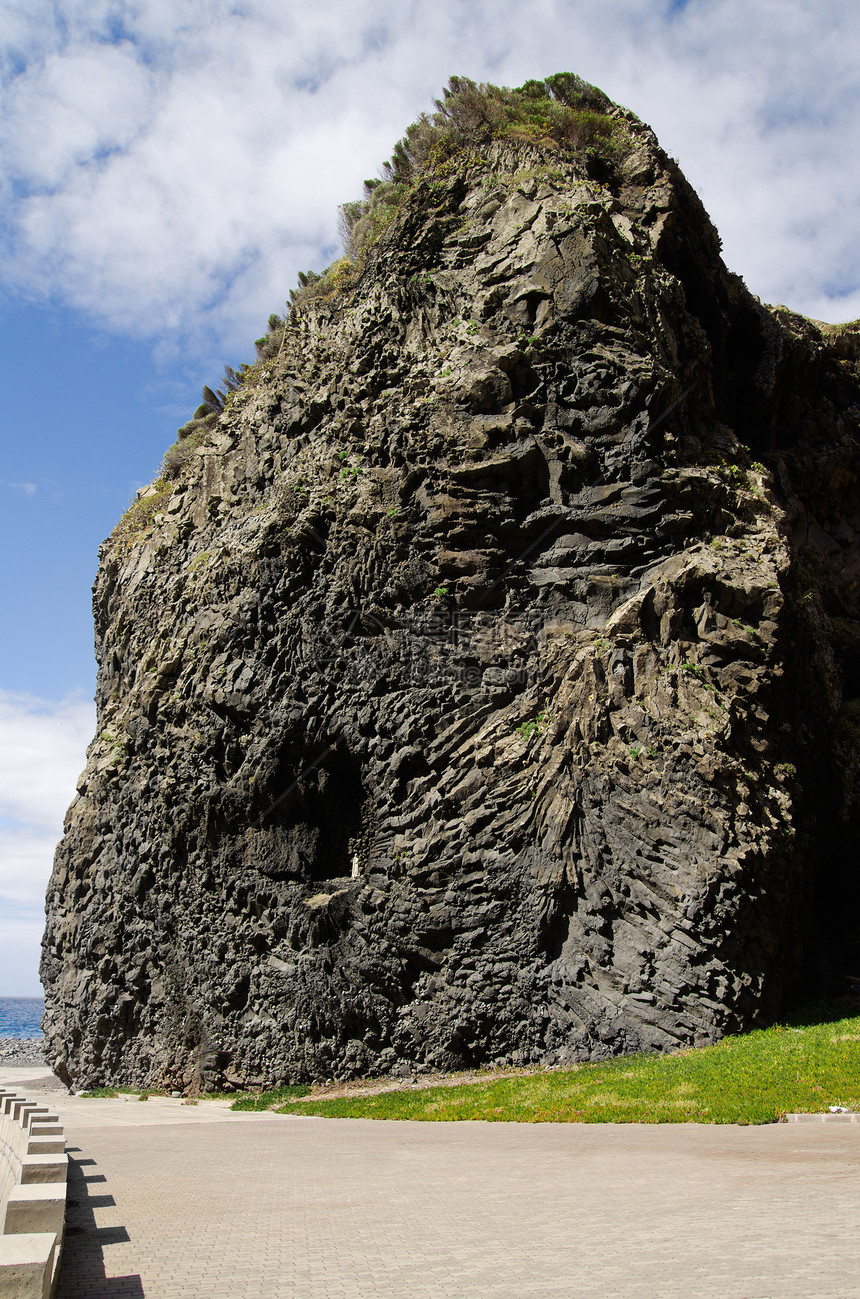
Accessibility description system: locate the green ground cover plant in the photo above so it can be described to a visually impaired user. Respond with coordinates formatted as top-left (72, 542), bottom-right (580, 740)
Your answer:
top-left (111, 476), bottom-right (173, 547)
top-left (517, 710), bottom-right (550, 740)
top-left (261, 1002), bottom-right (859, 1125)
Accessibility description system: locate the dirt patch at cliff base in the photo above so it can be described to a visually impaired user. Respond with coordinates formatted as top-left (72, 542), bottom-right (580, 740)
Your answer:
top-left (293, 1060), bottom-right (572, 1101)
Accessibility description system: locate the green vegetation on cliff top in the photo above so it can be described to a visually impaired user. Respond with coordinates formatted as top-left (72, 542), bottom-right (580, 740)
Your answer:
top-left (124, 72), bottom-right (859, 535)
top-left (160, 72), bottom-right (620, 466)
top-left (261, 1003), bottom-right (860, 1124)
top-left (288, 71), bottom-right (618, 316)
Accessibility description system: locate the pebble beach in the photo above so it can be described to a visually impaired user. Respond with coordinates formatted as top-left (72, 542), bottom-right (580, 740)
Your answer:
top-left (0, 1036), bottom-right (46, 1068)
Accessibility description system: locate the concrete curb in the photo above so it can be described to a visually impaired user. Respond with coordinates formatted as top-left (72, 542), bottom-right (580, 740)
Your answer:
top-left (0, 1087), bottom-right (68, 1298)
top-left (784, 1111), bottom-right (860, 1123)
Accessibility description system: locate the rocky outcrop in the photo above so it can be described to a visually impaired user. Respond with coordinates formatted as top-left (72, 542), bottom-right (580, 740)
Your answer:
top-left (41, 88), bottom-right (860, 1090)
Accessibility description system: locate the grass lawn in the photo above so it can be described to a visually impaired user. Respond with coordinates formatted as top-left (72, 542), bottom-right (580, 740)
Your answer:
top-left (264, 1001), bottom-right (860, 1125)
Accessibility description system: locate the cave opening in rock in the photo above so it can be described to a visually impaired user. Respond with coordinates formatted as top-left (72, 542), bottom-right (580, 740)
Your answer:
top-left (299, 745), bottom-right (367, 883)
top-left (252, 739), bottom-right (370, 883)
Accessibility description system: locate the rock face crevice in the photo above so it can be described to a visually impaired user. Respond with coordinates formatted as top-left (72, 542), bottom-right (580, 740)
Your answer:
top-left (42, 102), bottom-right (860, 1090)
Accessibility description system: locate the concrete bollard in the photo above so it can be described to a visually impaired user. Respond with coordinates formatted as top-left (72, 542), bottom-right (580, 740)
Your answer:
top-left (25, 1138), bottom-right (64, 1159)
top-left (0, 1234), bottom-right (56, 1299)
top-left (3, 1186), bottom-right (66, 1239)
top-left (27, 1124), bottom-right (61, 1141)
top-left (19, 1158), bottom-right (68, 1188)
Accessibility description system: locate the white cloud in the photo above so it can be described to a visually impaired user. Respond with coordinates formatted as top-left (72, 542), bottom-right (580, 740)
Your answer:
top-left (2, 43), bottom-right (154, 190)
top-left (0, 690), bottom-right (94, 830)
top-left (0, 0), bottom-right (858, 353)
top-left (0, 691), bottom-right (94, 994)
top-left (0, 916), bottom-right (47, 999)
top-left (0, 828), bottom-right (64, 907)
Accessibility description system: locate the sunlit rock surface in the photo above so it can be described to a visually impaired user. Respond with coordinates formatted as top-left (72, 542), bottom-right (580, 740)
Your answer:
top-left (42, 96), bottom-right (860, 1090)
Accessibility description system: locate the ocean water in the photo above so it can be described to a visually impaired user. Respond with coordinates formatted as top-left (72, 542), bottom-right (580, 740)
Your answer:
top-left (0, 997), bottom-right (44, 1038)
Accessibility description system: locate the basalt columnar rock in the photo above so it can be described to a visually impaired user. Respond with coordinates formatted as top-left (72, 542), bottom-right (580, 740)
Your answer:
top-left (42, 78), bottom-right (860, 1090)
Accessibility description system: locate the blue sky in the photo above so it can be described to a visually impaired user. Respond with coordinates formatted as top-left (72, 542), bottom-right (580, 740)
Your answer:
top-left (0, 306), bottom-right (182, 694)
top-left (1, 0), bottom-right (859, 995)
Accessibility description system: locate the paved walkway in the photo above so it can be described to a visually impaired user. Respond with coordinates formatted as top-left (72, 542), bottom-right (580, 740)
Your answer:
top-left (2, 1067), bottom-right (859, 1298)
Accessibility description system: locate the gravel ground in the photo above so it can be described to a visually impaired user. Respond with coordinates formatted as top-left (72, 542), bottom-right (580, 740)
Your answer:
top-left (0, 1036), bottom-right (46, 1067)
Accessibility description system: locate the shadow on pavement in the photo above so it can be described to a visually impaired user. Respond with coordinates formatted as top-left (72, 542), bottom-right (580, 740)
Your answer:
top-left (57, 1150), bottom-right (145, 1298)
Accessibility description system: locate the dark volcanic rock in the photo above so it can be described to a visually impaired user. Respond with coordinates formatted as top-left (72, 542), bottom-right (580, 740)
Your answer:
top-left (42, 102), bottom-right (860, 1090)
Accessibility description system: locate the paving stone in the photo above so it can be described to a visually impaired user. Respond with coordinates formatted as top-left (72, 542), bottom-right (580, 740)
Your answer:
top-left (7, 1080), bottom-right (854, 1299)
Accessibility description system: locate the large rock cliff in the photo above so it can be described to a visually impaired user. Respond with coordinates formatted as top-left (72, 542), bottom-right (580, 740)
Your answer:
top-left (42, 78), bottom-right (860, 1090)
